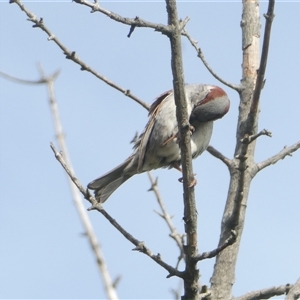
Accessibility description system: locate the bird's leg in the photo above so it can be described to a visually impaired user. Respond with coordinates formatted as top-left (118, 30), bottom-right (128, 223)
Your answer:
top-left (172, 162), bottom-right (182, 172)
top-left (173, 163), bottom-right (197, 187)
top-left (161, 133), bottom-right (178, 146)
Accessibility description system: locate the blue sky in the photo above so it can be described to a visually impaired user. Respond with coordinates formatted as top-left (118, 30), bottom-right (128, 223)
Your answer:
top-left (0, 1), bottom-right (299, 299)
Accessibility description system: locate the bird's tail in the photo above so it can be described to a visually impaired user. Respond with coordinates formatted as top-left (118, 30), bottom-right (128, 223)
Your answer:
top-left (88, 157), bottom-right (134, 203)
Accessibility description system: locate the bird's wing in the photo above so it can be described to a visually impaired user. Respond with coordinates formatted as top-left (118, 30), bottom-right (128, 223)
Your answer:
top-left (136, 89), bottom-right (173, 172)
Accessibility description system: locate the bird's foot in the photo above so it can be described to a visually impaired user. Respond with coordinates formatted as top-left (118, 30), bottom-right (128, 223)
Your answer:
top-left (178, 174), bottom-right (197, 187)
top-left (189, 125), bottom-right (195, 133)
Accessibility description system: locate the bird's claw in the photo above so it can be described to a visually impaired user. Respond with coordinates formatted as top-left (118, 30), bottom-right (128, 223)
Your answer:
top-left (178, 174), bottom-right (197, 187)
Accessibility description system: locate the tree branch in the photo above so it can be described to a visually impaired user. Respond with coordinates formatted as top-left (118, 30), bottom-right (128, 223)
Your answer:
top-left (9, 0), bottom-right (150, 111)
top-left (235, 283), bottom-right (292, 300)
top-left (73, 0), bottom-right (171, 36)
top-left (240, 129), bottom-right (272, 144)
top-left (194, 230), bottom-right (237, 262)
top-left (206, 145), bottom-right (233, 170)
top-left (0, 70), bottom-right (59, 85)
top-left (165, 1), bottom-right (199, 299)
top-left (148, 172), bottom-right (185, 269)
top-left (42, 70), bottom-right (119, 300)
top-left (286, 277), bottom-right (300, 300)
top-left (210, 1), bottom-right (263, 298)
top-left (1, 67), bottom-right (120, 299)
top-left (250, 0), bottom-right (275, 115)
top-left (255, 141), bottom-right (300, 174)
top-left (182, 29), bottom-right (241, 91)
top-left (49, 143), bottom-right (183, 279)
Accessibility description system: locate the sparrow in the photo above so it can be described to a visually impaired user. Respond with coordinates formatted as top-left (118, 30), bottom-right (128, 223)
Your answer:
top-left (88, 84), bottom-right (230, 203)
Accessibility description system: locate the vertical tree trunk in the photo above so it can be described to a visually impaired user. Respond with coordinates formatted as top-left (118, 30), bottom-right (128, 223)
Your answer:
top-left (210, 1), bottom-right (260, 299)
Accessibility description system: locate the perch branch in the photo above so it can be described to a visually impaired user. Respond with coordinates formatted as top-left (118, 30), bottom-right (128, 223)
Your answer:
top-left (50, 143), bottom-right (183, 279)
top-left (166, 0), bottom-right (199, 298)
top-left (10, 0), bottom-right (150, 111)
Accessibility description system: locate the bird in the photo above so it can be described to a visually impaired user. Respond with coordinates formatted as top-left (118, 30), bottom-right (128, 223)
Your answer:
top-left (88, 84), bottom-right (230, 203)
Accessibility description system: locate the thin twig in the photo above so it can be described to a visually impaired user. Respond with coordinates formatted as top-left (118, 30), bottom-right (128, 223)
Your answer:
top-left (182, 30), bottom-right (241, 91)
top-left (1, 67), bottom-right (119, 299)
top-left (0, 70), bottom-right (59, 85)
top-left (234, 284), bottom-right (291, 300)
top-left (240, 129), bottom-right (272, 144)
top-left (251, 0), bottom-right (275, 115)
top-left (10, 0), bottom-right (150, 111)
top-left (255, 141), bottom-right (300, 174)
top-left (194, 230), bottom-right (237, 262)
top-left (147, 171), bottom-right (185, 268)
top-left (206, 145), bottom-right (233, 170)
top-left (49, 143), bottom-right (184, 279)
top-left (73, 0), bottom-right (171, 35)
top-left (41, 70), bottom-right (119, 300)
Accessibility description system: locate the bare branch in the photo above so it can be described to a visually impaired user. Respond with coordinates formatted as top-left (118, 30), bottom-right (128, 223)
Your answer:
top-left (182, 30), bottom-right (241, 91)
top-left (0, 70), bottom-right (59, 85)
top-left (165, 1), bottom-right (199, 299)
top-left (147, 172), bottom-right (185, 268)
top-left (49, 143), bottom-right (183, 279)
top-left (210, 1), bottom-right (262, 298)
top-left (206, 145), bottom-right (233, 169)
top-left (251, 0), bottom-right (275, 115)
top-left (240, 129), bottom-right (272, 144)
top-left (10, 0), bottom-right (150, 111)
top-left (73, 0), bottom-right (171, 35)
top-left (34, 70), bottom-right (118, 300)
top-left (255, 141), bottom-right (300, 174)
top-left (286, 277), bottom-right (300, 300)
top-left (194, 230), bottom-right (237, 262)
top-left (235, 284), bottom-right (291, 300)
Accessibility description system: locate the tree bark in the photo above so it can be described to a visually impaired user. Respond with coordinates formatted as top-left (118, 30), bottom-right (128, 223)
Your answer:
top-left (210, 1), bottom-right (260, 299)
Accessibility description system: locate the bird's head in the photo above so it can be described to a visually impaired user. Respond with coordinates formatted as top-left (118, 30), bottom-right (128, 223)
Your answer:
top-left (190, 85), bottom-right (230, 123)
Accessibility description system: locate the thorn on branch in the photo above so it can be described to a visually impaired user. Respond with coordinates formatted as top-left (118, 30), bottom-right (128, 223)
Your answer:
top-left (166, 272), bottom-right (177, 279)
top-left (264, 12), bottom-right (275, 21)
top-left (153, 209), bottom-right (164, 218)
top-left (132, 242), bottom-right (145, 252)
top-left (124, 89), bottom-right (130, 96)
top-left (47, 34), bottom-right (55, 41)
top-left (127, 16), bottom-right (139, 38)
top-left (112, 275), bottom-right (122, 289)
top-left (32, 17), bottom-right (43, 28)
top-left (155, 253), bottom-right (162, 261)
top-left (66, 51), bottom-right (76, 60)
